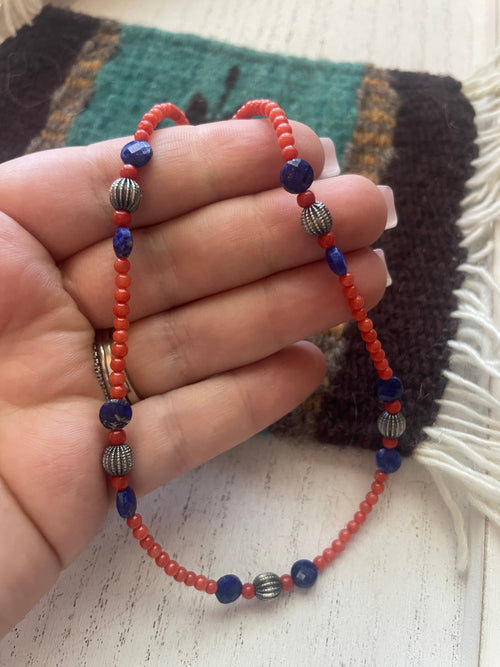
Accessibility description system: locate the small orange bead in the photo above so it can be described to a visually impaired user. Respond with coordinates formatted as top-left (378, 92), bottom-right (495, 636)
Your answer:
top-left (372, 481), bottom-right (385, 495)
top-left (347, 519), bottom-right (360, 533)
top-left (110, 475), bottom-right (129, 490)
top-left (339, 272), bottom-right (355, 287)
top-left (113, 302), bottom-right (130, 318)
top-left (352, 308), bottom-right (367, 322)
top-left (205, 580), bottom-right (218, 595)
top-left (137, 120), bottom-right (154, 135)
top-left (110, 385), bottom-right (127, 399)
top-left (134, 129), bottom-right (149, 142)
top-left (374, 358), bottom-right (389, 371)
top-left (133, 525), bottom-right (149, 540)
top-left (280, 574), bottom-right (294, 591)
top-left (184, 571), bottom-right (197, 586)
top-left (332, 539), bottom-right (345, 553)
top-left (242, 583), bottom-right (256, 599)
top-left (338, 528), bottom-right (352, 543)
top-left (358, 318), bottom-right (374, 332)
top-left (126, 513), bottom-right (142, 529)
top-left (142, 112), bottom-right (157, 125)
top-left (385, 400), bottom-right (401, 414)
top-left (265, 101), bottom-right (279, 115)
top-left (379, 367), bottom-right (393, 380)
top-left (370, 349), bottom-right (386, 362)
top-left (349, 295), bottom-right (364, 310)
top-left (281, 145), bottom-right (298, 161)
top-left (366, 340), bottom-right (382, 353)
top-left (114, 288), bottom-right (130, 303)
top-left (375, 470), bottom-right (389, 483)
top-left (108, 429), bottom-right (126, 445)
top-left (323, 547), bottom-right (335, 562)
top-left (149, 107), bottom-right (163, 122)
top-left (361, 329), bottom-right (378, 343)
top-left (114, 258), bottom-right (130, 274)
top-left (140, 535), bottom-right (155, 550)
top-left (275, 122), bottom-right (292, 136)
top-left (317, 231), bottom-right (336, 248)
top-left (113, 318), bottom-right (130, 332)
top-left (382, 437), bottom-right (398, 449)
top-left (119, 164), bottom-right (138, 180)
top-left (343, 285), bottom-right (358, 299)
top-left (354, 511), bottom-right (367, 524)
top-left (365, 491), bottom-right (379, 506)
top-left (297, 190), bottom-right (316, 208)
top-left (313, 555), bottom-right (326, 570)
top-left (147, 543), bottom-right (162, 559)
top-left (194, 575), bottom-right (208, 591)
top-left (155, 552), bottom-right (170, 568)
top-left (269, 107), bottom-right (284, 122)
top-left (174, 567), bottom-right (188, 582)
top-left (165, 560), bottom-right (179, 576)
top-left (359, 500), bottom-right (372, 514)
top-left (113, 210), bottom-right (132, 227)
top-left (111, 342), bottom-right (128, 357)
top-left (115, 274), bottom-right (131, 289)
top-left (278, 132), bottom-right (294, 149)
top-left (113, 329), bottom-right (129, 344)
top-left (109, 371), bottom-right (126, 386)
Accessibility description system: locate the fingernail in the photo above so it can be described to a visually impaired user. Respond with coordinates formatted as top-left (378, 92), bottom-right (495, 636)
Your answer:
top-left (318, 137), bottom-right (340, 178)
top-left (373, 248), bottom-right (392, 287)
top-left (377, 185), bottom-right (398, 230)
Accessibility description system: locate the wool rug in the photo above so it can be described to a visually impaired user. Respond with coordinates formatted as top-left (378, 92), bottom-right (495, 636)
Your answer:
top-left (1, 5), bottom-right (498, 567)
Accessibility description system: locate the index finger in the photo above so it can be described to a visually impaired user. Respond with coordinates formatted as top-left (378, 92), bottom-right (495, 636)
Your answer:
top-left (0, 119), bottom-right (325, 261)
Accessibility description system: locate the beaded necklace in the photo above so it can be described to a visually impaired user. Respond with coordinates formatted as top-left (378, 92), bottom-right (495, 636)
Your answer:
top-left (97, 100), bottom-right (405, 604)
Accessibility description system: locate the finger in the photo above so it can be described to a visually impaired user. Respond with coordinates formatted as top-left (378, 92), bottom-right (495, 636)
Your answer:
top-left (126, 341), bottom-right (326, 494)
top-left (0, 120), bottom-right (325, 261)
top-left (62, 175), bottom-right (387, 327)
top-left (126, 247), bottom-right (386, 397)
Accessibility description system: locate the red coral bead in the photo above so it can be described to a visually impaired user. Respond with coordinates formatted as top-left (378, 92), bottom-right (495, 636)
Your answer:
top-left (382, 437), bottom-right (398, 449)
top-left (354, 511), bottom-right (366, 524)
top-left (133, 525), bottom-right (149, 540)
top-left (275, 122), bottom-right (292, 136)
top-left (297, 189), bottom-right (316, 208)
top-left (110, 475), bottom-right (129, 490)
top-left (278, 133), bottom-right (294, 149)
top-left (113, 303), bottom-right (130, 318)
top-left (349, 295), bottom-right (364, 310)
top-left (140, 535), bottom-right (155, 550)
top-left (379, 367), bottom-right (393, 380)
top-left (165, 560), bottom-right (179, 576)
top-left (111, 342), bottom-right (128, 357)
top-left (372, 481), bottom-right (385, 495)
top-left (194, 575), bottom-right (208, 591)
top-left (110, 385), bottom-right (127, 399)
top-left (147, 543), bottom-right (162, 559)
top-left (114, 288), bottom-right (130, 303)
top-left (115, 274), bottom-right (131, 288)
top-left (323, 547), bottom-right (335, 562)
top-left (109, 371), bottom-right (125, 386)
top-left (338, 528), bottom-right (352, 543)
top-left (366, 491), bottom-right (379, 506)
top-left (110, 357), bottom-right (126, 372)
top-left (339, 272), bottom-right (355, 287)
top-left (113, 318), bottom-right (130, 332)
top-left (134, 129), bottom-right (149, 141)
top-left (385, 400), bottom-right (401, 414)
top-left (332, 539), bottom-right (345, 553)
top-left (184, 571), bottom-right (197, 586)
top-left (155, 552), bottom-right (170, 568)
top-left (205, 580), bottom-right (218, 595)
top-left (108, 429), bottom-right (126, 445)
top-left (347, 519), bottom-right (360, 533)
top-left (281, 574), bottom-right (294, 591)
top-left (358, 318), bottom-right (374, 332)
top-left (281, 145), bottom-right (298, 161)
top-left (361, 329), bottom-right (378, 343)
top-left (317, 231), bottom-right (336, 248)
top-left (313, 555), bottom-right (326, 570)
top-left (353, 308), bottom-right (368, 322)
top-left (375, 470), bottom-right (389, 483)
top-left (359, 500), bottom-right (372, 514)
top-left (114, 258), bottom-right (130, 274)
top-left (127, 513), bottom-right (142, 529)
top-left (343, 285), bottom-right (358, 299)
top-left (174, 567), bottom-right (188, 582)
top-left (113, 210), bottom-right (132, 227)
top-left (242, 583), bottom-right (256, 599)
top-left (113, 329), bottom-right (129, 344)
top-left (137, 120), bottom-right (154, 135)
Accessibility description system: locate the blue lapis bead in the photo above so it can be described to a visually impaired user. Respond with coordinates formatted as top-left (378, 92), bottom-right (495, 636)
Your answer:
top-left (116, 486), bottom-right (137, 518)
top-left (279, 158), bottom-right (314, 194)
top-left (290, 559), bottom-right (318, 588)
top-left (325, 246), bottom-right (347, 276)
top-left (120, 140), bottom-right (153, 167)
top-left (113, 227), bottom-right (133, 258)
top-left (374, 376), bottom-right (404, 402)
top-left (215, 574), bottom-right (242, 603)
top-left (99, 399), bottom-right (132, 430)
top-left (376, 447), bottom-right (402, 473)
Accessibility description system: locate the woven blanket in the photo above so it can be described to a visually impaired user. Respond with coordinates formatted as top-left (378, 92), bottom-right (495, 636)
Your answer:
top-left (2, 6), bottom-right (498, 564)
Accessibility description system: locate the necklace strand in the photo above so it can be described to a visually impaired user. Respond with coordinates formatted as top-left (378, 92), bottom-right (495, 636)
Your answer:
top-left (98, 100), bottom-right (405, 603)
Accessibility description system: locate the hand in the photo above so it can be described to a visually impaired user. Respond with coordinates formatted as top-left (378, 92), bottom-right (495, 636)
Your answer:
top-left (0, 118), bottom-right (387, 636)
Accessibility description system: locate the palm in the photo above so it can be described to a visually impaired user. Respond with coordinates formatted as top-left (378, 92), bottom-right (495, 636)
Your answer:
top-left (0, 118), bottom-right (387, 635)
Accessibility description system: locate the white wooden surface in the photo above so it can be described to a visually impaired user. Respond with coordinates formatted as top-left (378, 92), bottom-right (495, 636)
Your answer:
top-left (1, 1), bottom-right (499, 666)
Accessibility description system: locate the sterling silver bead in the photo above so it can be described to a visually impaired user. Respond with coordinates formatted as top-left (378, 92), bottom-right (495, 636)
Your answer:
top-left (109, 177), bottom-right (142, 212)
top-left (300, 201), bottom-right (333, 237)
top-left (253, 572), bottom-right (282, 601)
top-left (377, 411), bottom-right (406, 438)
top-left (102, 443), bottom-right (134, 476)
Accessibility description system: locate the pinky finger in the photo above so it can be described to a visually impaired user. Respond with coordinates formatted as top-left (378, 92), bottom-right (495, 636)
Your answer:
top-left (127, 341), bottom-right (326, 495)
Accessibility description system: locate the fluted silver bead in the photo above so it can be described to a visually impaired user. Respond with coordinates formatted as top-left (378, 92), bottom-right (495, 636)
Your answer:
top-left (377, 411), bottom-right (406, 439)
top-left (110, 177), bottom-right (142, 212)
top-left (300, 201), bottom-right (333, 237)
top-left (253, 572), bottom-right (282, 601)
top-left (102, 443), bottom-right (134, 476)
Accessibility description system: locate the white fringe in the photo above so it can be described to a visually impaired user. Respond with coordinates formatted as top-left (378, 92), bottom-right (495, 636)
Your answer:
top-left (414, 51), bottom-right (500, 572)
top-left (0, 0), bottom-right (42, 42)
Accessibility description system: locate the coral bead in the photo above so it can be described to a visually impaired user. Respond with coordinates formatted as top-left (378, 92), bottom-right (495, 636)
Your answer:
top-left (126, 514), bottom-right (142, 529)
top-left (155, 552), bottom-right (170, 568)
top-left (194, 575), bottom-right (208, 591)
top-left (280, 574), bottom-right (294, 591)
top-left (242, 583), bottom-right (256, 599)
top-left (313, 555), bottom-right (326, 570)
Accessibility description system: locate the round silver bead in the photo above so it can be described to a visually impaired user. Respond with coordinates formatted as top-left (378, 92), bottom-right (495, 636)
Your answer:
top-left (253, 572), bottom-right (282, 601)
top-left (102, 443), bottom-right (134, 476)
top-left (109, 177), bottom-right (142, 212)
top-left (300, 201), bottom-right (333, 237)
top-left (377, 411), bottom-right (406, 439)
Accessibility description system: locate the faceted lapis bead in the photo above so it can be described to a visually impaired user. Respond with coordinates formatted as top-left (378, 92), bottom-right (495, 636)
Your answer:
top-left (116, 486), bottom-right (137, 518)
top-left (374, 376), bottom-right (404, 402)
top-left (99, 399), bottom-right (132, 430)
top-left (120, 140), bottom-right (153, 167)
top-left (291, 559), bottom-right (318, 588)
top-left (325, 246), bottom-right (347, 276)
top-left (376, 447), bottom-right (402, 474)
top-left (215, 574), bottom-right (242, 604)
top-left (113, 227), bottom-right (133, 258)
top-left (279, 158), bottom-right (314, 194)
